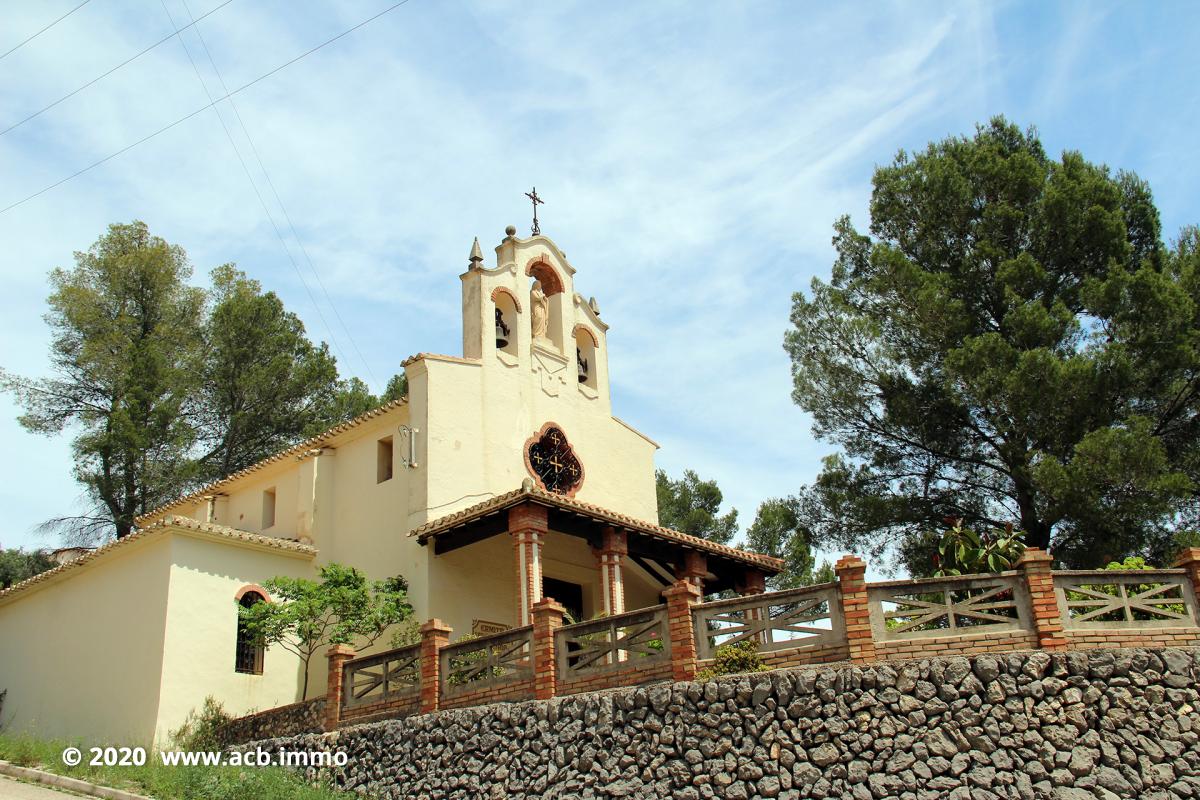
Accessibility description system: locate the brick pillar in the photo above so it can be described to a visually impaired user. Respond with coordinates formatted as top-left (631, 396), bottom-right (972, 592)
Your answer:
top-left (735, 568), bottom-right (767, 595)
top-left (736, 568), bottom-right (769, 644)
top-left (323, 644), bottom-right (355, 731)
top-left (1017, 548), bottom-right (1067, 651)
top-left (835, 555), bottom-right (876, 664)
top-left (677, 550), bottom-right (708, 592)
top-left (664, 579), bottom-right (702, 681)
top-left (594, 527), bottom-right (628, 616)
top-left (532, 597), bottom-right (565, 700)
top-left (510, 503), bottom-right (548, 626)
top-left (1172, 548), bottom-right (1200, 610)
top-left (419, 619), bottom-right (452, 714)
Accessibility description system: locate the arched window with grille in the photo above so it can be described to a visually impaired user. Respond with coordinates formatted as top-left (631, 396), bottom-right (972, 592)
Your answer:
top-left (234, 590), bottom-right (266, 675)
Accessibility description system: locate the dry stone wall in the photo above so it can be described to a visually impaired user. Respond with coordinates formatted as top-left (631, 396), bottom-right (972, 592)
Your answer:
top-left (222, 697), bottom-right (324, 745)
top-left (242, 648), bottom-right (1200, 800)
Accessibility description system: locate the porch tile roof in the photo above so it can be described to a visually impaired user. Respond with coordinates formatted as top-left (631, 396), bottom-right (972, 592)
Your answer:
top-left (410, 483), bottom-right (784, 573)
top-left (0, 516), bottom-right (317, 607)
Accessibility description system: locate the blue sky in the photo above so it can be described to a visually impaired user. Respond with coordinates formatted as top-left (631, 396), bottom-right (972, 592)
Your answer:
top-left (1, 1), bottom-right (1198, 570)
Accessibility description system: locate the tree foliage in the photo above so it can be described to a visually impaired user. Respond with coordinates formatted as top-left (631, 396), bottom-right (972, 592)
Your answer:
top-left (1, 222), bottom-right (204, 539)
top-left (655, 468), bottom-right (739, 545)
top-left (784, 118), bottom-right (1199, 570)
top-left (0, 548), bottom-right (55, 590)
top-left (931, 520), bottom-right (1026, 577)
top-left (2, 221), bottom-right (407, 541)
top-left (194, 266), bottom-right (344, 483)
top-left (238, 563), bottom-right (413, 698)
top-left (744, 497), bottom-right (825, 588)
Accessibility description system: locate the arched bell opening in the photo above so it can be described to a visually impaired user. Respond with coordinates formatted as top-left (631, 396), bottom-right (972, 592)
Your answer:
top-left (491, 287), bottom-right (520, 358)
top-left (574, 325), bottom-right (598, 389)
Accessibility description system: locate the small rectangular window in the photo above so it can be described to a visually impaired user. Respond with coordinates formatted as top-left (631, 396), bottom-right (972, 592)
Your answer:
top-left (377, 436), bottom-right (394, 483)
top-left (261, 488), bottom-right (276, 529)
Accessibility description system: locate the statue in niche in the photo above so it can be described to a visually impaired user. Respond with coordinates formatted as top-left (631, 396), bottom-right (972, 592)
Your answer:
top-left (530, 280), bottom-right (550, 341)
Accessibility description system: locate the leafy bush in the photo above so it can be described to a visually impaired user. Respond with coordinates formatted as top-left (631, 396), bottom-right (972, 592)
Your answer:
top-left (933, 520), bottom-right (1026, 576)
top-left (170, 696), bottom-right (234, 752)
top-left (388, 616), bottom-right (422, 648)
top-left (445, 633), bottom-right (511, 686)
top-left (695, 639), bottom-right (769, 680)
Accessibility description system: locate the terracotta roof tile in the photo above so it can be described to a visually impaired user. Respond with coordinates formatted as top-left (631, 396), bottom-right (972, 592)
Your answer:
top-left (411, 484), bottom-right (784, 572)
top-left (0, 516), bottom-right (316, 607)
top-left (134, 397), bottom-right (410, 526)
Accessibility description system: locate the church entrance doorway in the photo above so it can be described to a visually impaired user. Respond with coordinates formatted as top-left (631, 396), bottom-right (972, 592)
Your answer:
top-left (542, 577), bottom-right (584, 622)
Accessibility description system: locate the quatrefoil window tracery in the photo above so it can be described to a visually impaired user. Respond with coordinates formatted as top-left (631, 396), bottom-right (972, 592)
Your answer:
top-left (525, 424), bottom-right (584, 496)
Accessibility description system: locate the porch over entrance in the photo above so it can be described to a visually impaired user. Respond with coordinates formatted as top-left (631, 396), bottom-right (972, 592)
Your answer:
top-left (410, 483), bottom-right (784, 627)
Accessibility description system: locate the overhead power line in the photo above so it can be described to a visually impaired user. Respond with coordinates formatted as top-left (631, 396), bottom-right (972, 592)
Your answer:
top-left (0, 0), bottom-right (93, 62)
top-left (158, 0), bottom-right (375, 383)
top-left (1, 0), bottom-right (236, 137)
top-left (177, 0), bottom-right (379, 385)
top-left (0, 0), bottom-right (415, 216)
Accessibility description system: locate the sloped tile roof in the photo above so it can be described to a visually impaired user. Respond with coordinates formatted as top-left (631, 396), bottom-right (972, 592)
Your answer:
top-left (135, 397), bottom-right (410, 526)
top-left (411, 484), bottom-right (784, 572)
top-left (0, 516), bottom-right (316, 607)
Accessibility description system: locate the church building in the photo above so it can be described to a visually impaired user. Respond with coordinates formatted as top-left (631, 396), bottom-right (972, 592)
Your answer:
top-left (0, 225), bottom-right (781, 744)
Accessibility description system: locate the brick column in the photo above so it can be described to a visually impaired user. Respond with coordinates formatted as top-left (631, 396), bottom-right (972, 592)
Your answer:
top-left (594, 527), bottom-right (628, 616)
top-left (1172, 548), bottom-right (1200, 609)
top-left (676, 550), bottom-right (708, 592)
top-left (323, 644), bottom-right (355, 731)
top-left (532, 597), bottom-right (565, 700)
top-left (736, 568), bottom-right (769, 644)
top-left (510, 503), bottom-right (548, 626)
top-left (835, 555), bottom-right (876, 664)
top-left (1017, 548), bottom-right (1067, 651)
top-left (664, 579), bottom-right (702, 681)
top-left (419, 619), bottom-right (452, 714)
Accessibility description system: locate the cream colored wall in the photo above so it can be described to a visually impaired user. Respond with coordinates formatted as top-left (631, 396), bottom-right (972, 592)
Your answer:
top-left (155, 532), bottom-right (316, 744)
top-left (0, 535), bottom-right (173, 745)
top-left (428, 535), bottom-right (518, 637)
top-left (436, 234), bottom-right (657, 528)
top-left (427, 531), bottom-right (665, 638)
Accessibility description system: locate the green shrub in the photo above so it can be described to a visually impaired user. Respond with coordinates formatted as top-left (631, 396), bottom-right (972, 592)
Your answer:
top-left (695, 638), bottom-right (769, 680)
top-left (388, 617), bottom-right (422, 648)
top-left (170, 696), bottom-right (234, 752)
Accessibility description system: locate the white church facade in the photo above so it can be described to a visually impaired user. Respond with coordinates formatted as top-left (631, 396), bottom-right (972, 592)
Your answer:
top-left (0, 226), bottom-right (780, 744)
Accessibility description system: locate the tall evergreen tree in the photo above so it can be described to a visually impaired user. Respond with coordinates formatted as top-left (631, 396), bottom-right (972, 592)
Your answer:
top-left (744, 497), bottom-right (824, 588)
top-left (655, 468), bottom-right (739, 545)
top-left (1, 221), bottom-right (205, 539)
top-left (3, 222), bottom-right (405, 542)
top-left (195, 265), bottom-right (344, 482)
top-left (784, 118), bottom-right (1197, 571)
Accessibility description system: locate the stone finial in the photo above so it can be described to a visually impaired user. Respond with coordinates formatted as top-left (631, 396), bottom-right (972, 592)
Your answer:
top-left (589, 296), bottom-right (601, 315)
top-left (468, 237), bottom-right (483, 268)
top-left (505, 224), bottom-right (517, 238)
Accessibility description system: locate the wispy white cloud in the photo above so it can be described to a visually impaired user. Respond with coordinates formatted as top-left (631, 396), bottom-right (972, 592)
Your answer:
top-left (0, 0), bottom-right (1198, 569)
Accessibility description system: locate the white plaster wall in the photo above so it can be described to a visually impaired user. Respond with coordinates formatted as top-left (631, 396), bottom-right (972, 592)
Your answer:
top-left (154, 532), bottom-right (317, 744)
top-left (0, 535), bottom-right (173, 745)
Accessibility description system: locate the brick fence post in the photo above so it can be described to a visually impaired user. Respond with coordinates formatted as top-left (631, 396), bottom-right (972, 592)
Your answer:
top-left (323, 644), bottom-right (355, 731)
top-left (419, 619), bottom-right (452, 714)
top-left (835, 555), bottom-right (876, 664)
top-left (664, 579), bottom-right (702, 681)
top-left (1172, 548), bottom-right (1200, 611)
top-left (1017, 548), bottom-right (1068, 651)
top-left (532, 597), bottom-right (565, 700)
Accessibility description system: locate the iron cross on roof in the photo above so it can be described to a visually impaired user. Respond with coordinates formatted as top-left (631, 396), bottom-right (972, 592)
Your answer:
top-left (525, 187), bottom-right (544, 236)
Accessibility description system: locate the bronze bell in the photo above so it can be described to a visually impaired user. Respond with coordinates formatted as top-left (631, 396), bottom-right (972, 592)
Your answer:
top-left (495, 308), bottom-right (510, 349)
top-left (577, 347), bottom-right (588, 383)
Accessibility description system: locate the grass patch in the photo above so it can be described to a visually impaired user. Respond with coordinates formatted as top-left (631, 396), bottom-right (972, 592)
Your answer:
top-left (0, 732), bottom-right (352, 800)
